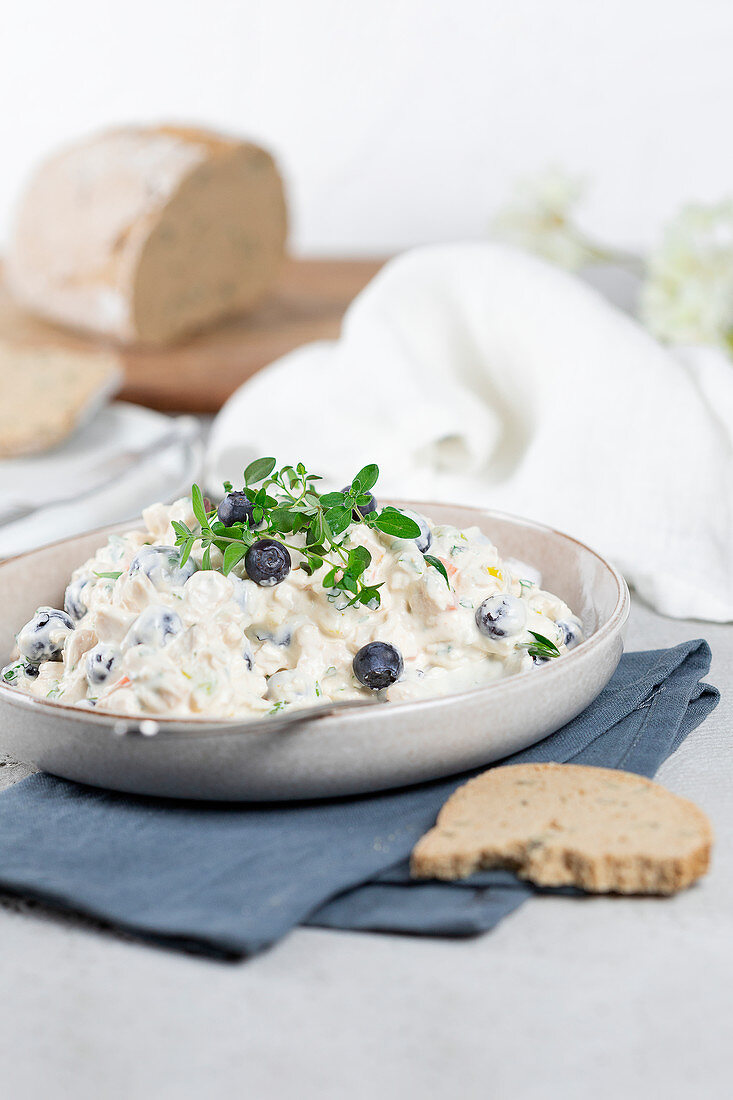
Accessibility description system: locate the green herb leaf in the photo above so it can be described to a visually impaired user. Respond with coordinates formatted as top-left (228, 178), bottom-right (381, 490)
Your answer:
top-left (373, 509), bottom-right (422, 539)
top-left (424, 555), bottom-right (450, 588)
top-left (352, 463), bottom-right (379, 493)
top-left (320, 492), bottom-right (347, 507)
top-left (518, 630), bottom-right (562, 660)
top-left (244, 457), bottom-right (276, 485)
top-left (191, 484), bottom-right (209, 529)
top-left (202, 546), bottom-right (212, 571)
top-left (325, 506), bottom-right (352, 536)
top-left (222, 543), bottom-right (247, 575)
top-left (94, 571), bottom-right (123, 581)
top-left (179, 537), bottom-right (196, 567)
top-left (347, 545), bottom-right (371, 577)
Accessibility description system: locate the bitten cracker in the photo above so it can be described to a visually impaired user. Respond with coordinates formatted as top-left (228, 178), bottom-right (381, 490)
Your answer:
top-left (411, 763), bottom-right (712, 895)
top-left (0, 343), bottom-right (120, 457)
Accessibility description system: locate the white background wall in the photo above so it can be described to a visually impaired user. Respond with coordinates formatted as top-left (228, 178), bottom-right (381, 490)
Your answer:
top-left (3, 0), bottom-right (733, 255)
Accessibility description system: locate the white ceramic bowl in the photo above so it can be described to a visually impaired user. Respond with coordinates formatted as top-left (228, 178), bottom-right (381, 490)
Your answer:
top-left (0, 503), bottom-right (629, 801)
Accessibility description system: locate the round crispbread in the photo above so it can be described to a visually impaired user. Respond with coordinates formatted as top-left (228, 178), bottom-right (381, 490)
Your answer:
top-left (410, 763), bottom-right (712, 895)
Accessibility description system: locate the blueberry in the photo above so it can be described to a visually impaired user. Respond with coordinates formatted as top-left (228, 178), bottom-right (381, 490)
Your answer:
top-left (124, 605), bottom-right (182, 649)
top-left (129, 545), bottom-right (197, 589)
top-left (398, 508), bottom-right (432, 553)
top-left (353, 641), bottom-right (404, 690)
top-left (475, 594), bottom-right (527, 639)
top-left (64, 575), bottom-right (91, 621)
top-left (342, 485), bottom-right (377, 520)
top-left (245, 539), bottom-right (291, 586)
top-left (217, 491), bottom-right (256, 528)
top-left (85, 643), bottom-right (120, 686)
top-left (17, 607), bottom-right (75, 664)
top-left (557, 618), bottom-right (583, 650)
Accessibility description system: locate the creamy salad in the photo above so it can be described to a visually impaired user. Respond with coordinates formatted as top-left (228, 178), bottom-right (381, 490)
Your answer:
top-left (2, 463), bottom-right (583, 720)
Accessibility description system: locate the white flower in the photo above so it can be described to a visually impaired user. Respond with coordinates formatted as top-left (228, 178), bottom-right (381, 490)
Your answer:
top-left (491, 168), bottom-right (598, 270)
top-left (640, 201), bottom-right (733, 348)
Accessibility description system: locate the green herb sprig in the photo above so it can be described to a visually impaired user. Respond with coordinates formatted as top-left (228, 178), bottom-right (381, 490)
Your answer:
top-left (518, 630), bottom-right (561, 661)
top-left (172, 459), bottom-right (444, 610)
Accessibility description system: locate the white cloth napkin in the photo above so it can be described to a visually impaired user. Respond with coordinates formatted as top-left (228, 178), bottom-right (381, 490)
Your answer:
top-left (206, 243), bottom-right (733, 622)
top-left (0, 403), bottom-right (202, 559)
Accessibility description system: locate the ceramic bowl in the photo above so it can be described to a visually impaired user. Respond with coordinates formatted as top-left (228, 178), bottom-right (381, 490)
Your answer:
top-left (0, 502), bottom-right (629, 801)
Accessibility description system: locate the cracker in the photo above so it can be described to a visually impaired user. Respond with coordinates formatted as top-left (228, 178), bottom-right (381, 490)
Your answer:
top-left (411, 763), bottom-right (712, 895)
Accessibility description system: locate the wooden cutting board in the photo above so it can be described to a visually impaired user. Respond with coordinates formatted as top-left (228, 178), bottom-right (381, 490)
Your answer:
top-left (0, 258), bottom-right (386, 413)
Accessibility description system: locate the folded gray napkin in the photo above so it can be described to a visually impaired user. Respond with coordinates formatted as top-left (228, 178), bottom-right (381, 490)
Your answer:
top-left (0, 640), bottom-right (718, 959)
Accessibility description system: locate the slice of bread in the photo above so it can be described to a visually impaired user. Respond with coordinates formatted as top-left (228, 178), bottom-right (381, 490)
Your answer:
top-left (411, 763), bottom-right (712, 895)
top-left (0, 342), bottom-right (120, 457)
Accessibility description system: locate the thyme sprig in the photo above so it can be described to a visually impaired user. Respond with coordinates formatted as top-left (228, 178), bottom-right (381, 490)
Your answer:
top-left (172, 459), bottom-right (443, 610)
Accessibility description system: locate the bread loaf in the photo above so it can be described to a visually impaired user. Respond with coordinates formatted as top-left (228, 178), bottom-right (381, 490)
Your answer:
top-left (6, 126), bottom-right (288, 346)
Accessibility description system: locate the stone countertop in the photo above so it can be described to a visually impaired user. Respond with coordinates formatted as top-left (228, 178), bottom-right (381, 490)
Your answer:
top-left (0, 600), bottom-right (730, 1100)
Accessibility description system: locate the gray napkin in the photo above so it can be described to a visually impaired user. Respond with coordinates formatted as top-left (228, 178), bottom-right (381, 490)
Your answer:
top-left (0, 641), bottom-right (717, 959)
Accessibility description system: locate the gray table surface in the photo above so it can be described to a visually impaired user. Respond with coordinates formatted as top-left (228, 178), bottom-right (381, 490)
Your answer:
top-left (0, 600), bottom-right (730, 1100)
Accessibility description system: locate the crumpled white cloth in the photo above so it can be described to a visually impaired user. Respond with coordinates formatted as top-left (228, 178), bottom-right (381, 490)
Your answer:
top-left (206, 243), bottom-right (733, 622)
top-left (0, 404), bottom-right (202, 559)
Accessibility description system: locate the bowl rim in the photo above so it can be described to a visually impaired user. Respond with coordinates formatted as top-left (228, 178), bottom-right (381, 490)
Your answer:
top-left (0, 501), bottom-right (630, 734)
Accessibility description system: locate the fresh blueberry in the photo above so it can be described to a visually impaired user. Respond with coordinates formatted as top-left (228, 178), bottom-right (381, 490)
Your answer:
top-left (124, 605), bottom-right (182, 649)
top-left (342, 485), bottom-right (377, 520)
top-left (129, 545), bottom-right (197, 589)
top-left (85, 643), bottom-right (121, 686)
top-left (398, 508), bottom-right (432, 553)
top-left (245, 539), bottom-right (291, 586)
top-left (64, 575), bottom-right (91, 621)
top-left (557, 618), bottom-right (583, 650)
top-left (217, 491), bottom-right (256, 528)
top-left (475, 594), bottom-right (527, 639)
top-left (353, 641), bottom-right (404, 690)
top-left (16, 607), bottom-right (75, 664)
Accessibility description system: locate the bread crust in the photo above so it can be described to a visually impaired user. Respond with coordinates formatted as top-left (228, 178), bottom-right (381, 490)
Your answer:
top-left (411, 763), bottom-right (713, 895)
